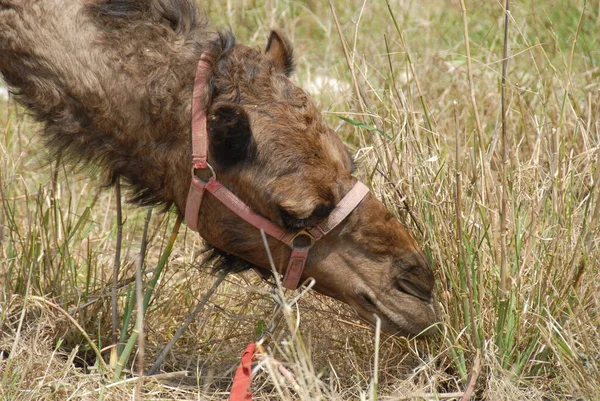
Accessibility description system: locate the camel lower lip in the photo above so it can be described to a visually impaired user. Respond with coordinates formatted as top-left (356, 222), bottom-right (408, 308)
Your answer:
top-left (366, 312), bottom-right (437, 337)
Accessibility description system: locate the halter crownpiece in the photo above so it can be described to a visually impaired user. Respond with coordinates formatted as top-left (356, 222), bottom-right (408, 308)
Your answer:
top-left (184, 52), bottom-right (369, 289)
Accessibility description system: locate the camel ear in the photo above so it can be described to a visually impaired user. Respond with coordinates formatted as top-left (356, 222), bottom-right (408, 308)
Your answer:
top-left (265, 30), bottom-right (294, 76)
top-left (208, 102), bottom-right (254, 169)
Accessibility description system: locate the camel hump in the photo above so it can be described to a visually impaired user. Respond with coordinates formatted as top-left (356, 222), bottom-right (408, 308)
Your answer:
top-left (0, 0), bottom-right (204, 209)
top-left (0, 0), bottom-right (102, 118)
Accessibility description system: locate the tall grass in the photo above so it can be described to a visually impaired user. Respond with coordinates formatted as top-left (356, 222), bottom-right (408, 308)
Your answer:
top-left (1, 0), bottom-right (599, 400)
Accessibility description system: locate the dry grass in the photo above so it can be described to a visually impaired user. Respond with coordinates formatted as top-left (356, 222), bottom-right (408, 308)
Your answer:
top-left (1, 0), bottom-right (599, 400)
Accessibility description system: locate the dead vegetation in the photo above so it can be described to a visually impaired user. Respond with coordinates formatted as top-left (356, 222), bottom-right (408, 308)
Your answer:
top-left (1, 0), bottom-right (599, 400)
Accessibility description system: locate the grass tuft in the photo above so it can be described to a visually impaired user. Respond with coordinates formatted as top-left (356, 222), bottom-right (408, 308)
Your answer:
top-left (1, 0), bottom-right (599, 399)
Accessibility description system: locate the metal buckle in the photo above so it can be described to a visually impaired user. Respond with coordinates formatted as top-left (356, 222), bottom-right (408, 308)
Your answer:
top-left (288, 230), bottom-right (316, 249)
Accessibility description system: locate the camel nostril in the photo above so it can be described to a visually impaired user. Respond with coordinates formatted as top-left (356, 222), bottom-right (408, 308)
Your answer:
top-left (395, 279), bottom-right (432, 302)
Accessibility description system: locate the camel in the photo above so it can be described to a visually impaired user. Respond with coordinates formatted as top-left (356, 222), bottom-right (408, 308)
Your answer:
top-left (0, 0), bottom-right (437, 335)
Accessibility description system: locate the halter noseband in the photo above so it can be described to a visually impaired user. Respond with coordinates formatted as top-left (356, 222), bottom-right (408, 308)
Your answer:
top-left (184, 53), bottom-right (369, 289)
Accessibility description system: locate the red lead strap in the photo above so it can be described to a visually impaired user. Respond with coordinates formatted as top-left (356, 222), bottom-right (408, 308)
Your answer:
top-left (228, 342), bottom-right (258, 401)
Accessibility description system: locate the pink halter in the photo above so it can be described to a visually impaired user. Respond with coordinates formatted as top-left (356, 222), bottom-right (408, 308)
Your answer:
top-left (184, 54), bottom-right (369, 289)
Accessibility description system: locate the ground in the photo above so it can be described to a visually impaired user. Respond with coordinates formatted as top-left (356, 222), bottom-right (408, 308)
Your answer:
top-left (1, 0), bottom-right (599, 400)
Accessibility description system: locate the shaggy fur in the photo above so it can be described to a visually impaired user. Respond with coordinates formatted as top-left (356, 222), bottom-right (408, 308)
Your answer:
top-left (0, 0), bottom-right (439, 335)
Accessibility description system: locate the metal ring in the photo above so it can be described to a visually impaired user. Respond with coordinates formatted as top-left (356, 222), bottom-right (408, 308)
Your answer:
top-left (205, 162), bottom-right (216, 180)
top-left (191, 162), bottom-right (217, 181)
top-left (288, 230), bottom-right (316, 249)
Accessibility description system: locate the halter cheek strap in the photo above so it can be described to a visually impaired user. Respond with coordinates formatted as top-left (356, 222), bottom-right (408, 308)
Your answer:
top-left (184, 53), bottom-right (369, 289)
top-left (190, 53), bottom-right (212, 170)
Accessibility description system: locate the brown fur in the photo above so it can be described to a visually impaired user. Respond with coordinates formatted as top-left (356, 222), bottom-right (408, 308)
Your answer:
top-left (0, 0), bottom-right (438, 335)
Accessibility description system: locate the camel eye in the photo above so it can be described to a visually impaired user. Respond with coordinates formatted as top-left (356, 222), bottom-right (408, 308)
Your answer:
top-left (313, 203), bottom-right (334, 219)
top-left (279, 208), bottom-right (308, 231)
top-left (278, 203), bottom-right (333, 231)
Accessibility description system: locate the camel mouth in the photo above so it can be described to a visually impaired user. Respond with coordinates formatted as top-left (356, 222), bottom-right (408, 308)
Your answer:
top-left (353, 289), bottom-right (439, 337)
